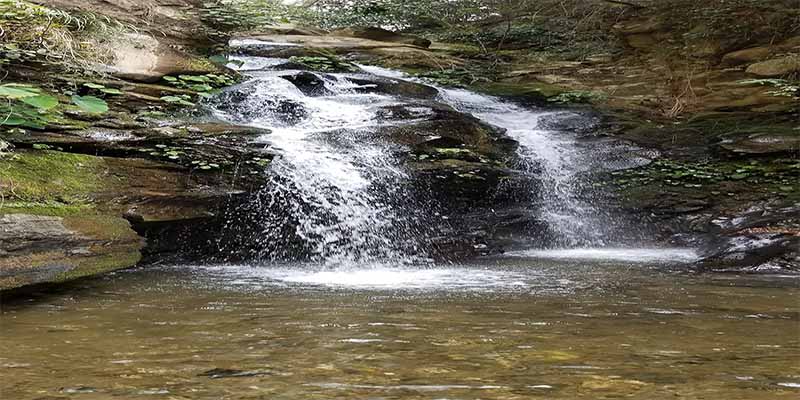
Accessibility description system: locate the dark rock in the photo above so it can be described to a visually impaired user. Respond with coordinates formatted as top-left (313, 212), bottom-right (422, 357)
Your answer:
top-left (347, 76), bottom-right (439, 99)
top-left (281, 71), bottom-right (333, 96)
top-left (699, 234), bottom-right (800, 272)
top-left (206, 80), bottom-right (308, 124)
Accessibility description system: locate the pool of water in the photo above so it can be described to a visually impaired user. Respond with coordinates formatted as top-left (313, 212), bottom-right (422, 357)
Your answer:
top-left (1, 257), bottom-right (798, 399)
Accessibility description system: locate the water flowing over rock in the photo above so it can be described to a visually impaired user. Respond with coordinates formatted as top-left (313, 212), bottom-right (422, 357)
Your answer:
top-left (201, 54), bottom-right (659, 263)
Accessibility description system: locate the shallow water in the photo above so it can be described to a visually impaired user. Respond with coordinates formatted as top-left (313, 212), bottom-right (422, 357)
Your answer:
top-left (2, 258), bottom-right (798, 399)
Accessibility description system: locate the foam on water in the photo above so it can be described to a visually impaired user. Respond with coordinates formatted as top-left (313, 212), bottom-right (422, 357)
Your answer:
top-left (195, 264), bottom-right (536, 291)
top-left (510, 248), bottom-right (699, 263)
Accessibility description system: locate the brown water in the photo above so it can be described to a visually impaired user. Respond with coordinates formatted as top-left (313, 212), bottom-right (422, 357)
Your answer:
top-left (1, 258), bottom-right (799, 399)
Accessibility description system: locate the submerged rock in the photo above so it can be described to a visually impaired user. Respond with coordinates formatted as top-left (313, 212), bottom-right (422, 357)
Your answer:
top-left (199, 368), bottom-right (273, 379)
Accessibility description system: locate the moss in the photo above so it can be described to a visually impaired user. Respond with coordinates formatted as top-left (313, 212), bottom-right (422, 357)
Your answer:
top-left (63, 215), bottom-right (138, 240)
top-left (0, 150), bottom-right (104, 203)
top-left (0, 214), bottom-right (143, 290)
top-left (52, 250), bottom-right (141, 283)
top-left (0, 201), bottom-right (91, 216)
top-left (476, 81), bottom-right (564, 102)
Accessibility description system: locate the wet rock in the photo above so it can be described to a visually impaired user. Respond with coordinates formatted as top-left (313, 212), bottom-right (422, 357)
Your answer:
top-left (720, 133), bottom-right (800, 155)
top-left (231, 35), bottom-right (462, 71)
top-left (347, 76), bottom-right (439, 99)
top-left (206, 80), bottom-right (308, 124)
top-left (331, 27), bottom-right (432, 48)
top-left (746, 56), bottom-right (800, 77)
top-left (697, 202), bottom-right (800, 272)
top-left (281, 72), bottom-right (333, 96)
top-left (699, 234), bottom-right (800, 272)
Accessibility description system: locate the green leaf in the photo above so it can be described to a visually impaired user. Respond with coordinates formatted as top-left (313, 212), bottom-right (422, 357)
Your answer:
top-left (71, 95), bottom-right (109, 114)
top-left (21, 95), bottom-right (58, 110)
top-left (208, 55), bottom-right (228, 65)
top-left (0, 84), bottom-right (40, 99)
top-left (189, 84), bottom-right (214, 92)
top-left (179, 75), bottom-right (210, 83)
top-left (100, 88), bottom-right (123, 95)
top-left (83, 83), bottom-right (106, 89)
top-left (160, 96), bottom-right (195, 106)
top-left (163, 76), bottom-right (178, 82)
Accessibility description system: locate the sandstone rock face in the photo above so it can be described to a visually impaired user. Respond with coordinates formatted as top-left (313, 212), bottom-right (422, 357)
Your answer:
top-left (230, 35), bottom-right (462, 71)
top-left (332, 27), bottom-right (432, 48)
top-left (746, 56), bottom-right (800, 77)
top-left (0, 214), bottom-right (143, 290)
top-left (103, 33), bottom-right (224, 83)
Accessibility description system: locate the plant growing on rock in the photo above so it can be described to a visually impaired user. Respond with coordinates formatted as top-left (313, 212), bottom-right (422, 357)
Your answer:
top-left (0, 0), bottom-right (135, 71)
top-left (0, 83), bottom-right (108, 129)
top-left (288, 55), bottom-right (358, 73)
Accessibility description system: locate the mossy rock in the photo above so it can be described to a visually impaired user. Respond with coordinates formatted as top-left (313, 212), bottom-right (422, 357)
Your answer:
top-left (0, 150), bottom-right (103, 204)
top-left (0, 214), bottom-right (142, 290)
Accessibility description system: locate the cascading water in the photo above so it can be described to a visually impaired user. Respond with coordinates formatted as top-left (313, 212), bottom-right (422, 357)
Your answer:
top-left (437, 88), bottom-right (608, 247)
top-left (209, 58), bottom-right (427, 265)
top-left (205, 52), bottom-right (693, 267)
top-left (360, 65), bottom-right (647, 249)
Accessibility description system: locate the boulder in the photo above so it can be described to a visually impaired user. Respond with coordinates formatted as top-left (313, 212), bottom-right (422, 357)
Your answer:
top-left (720, 133), bottom-right (800, 155)
top-left (102, 33), bottom-right (225, 83)
top-left (746, 56), bottom-right (800, 77)
top-left (205, 79), bottom-right (309, 124)
top-left (332, 27), bottom-right (431, 48)
top-left (347, 76), bottom-right (440, 99)
top-left (699, 233), bottom-right (799, 272)
top-left (281, 72), bottom-right (334, 96)
top-left (721, 46), bottom-right (772, 66)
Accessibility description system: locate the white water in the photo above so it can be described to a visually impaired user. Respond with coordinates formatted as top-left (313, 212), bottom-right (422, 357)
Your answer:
top-left (360, 64), bottom-right (614, 247)
top-left (208, 57), bottom-right (694, 268)
top-left (439, 88), bottom-right (606, 246)
top-left (509, 248), bottom-right (699, 263)
top-left (211, 62), bottom-right (423, 264)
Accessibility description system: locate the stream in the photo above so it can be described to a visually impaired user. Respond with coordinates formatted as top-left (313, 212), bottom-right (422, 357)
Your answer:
top-left (1, 53), bottom-right (798, 399)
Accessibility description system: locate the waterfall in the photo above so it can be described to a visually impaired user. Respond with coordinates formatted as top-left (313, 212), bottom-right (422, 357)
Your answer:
top-left (209, 62), bottom-right (426, 265)
top-left (207, 56), bottom-right (667, 265)
top-left (359, 65), bottom-right (637, 248)
top-left (436, 88), bottom-right (609, 247)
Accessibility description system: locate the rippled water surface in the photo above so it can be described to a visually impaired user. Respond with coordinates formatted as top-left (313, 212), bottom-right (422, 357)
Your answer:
top-left (1, 258), bottom-right (798, 399)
